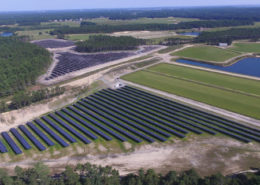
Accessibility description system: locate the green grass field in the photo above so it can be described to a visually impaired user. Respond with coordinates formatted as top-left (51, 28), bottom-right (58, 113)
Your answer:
top-left (122, 64), bottom-right (260, 119)
top-left (172, 45), bottom-right (240, 62)
top-left (148, 63), bottom-right (260, 96)
top-left (66, 34), bottom-right (92, 41)
top-left (16, 29), bottom-right (56, 40)
top-left (231, 42), bottom-right (260, 53)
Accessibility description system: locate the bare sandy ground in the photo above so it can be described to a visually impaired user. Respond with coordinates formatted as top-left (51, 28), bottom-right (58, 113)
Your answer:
top-left (109, 30), bottom-right (177, 39)
top-left (2, 136), bottom-right (260, 176)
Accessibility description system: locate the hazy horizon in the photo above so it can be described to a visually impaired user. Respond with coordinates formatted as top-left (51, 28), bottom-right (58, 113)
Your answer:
top-left (1, 0), bottom-right (260, 12)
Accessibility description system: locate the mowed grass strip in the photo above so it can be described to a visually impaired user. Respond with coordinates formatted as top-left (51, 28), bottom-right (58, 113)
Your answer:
top-left (231, 43), bottom-right (260, 53)
top-left (147, 63), bottom-right (260, 96)
top-left (172, 45), bottom-right (240, 62)
top-left (122, 70), bottom-right (260, 120)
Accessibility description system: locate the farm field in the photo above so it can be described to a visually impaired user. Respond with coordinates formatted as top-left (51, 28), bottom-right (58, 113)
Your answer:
top-left (231, 42), bottom-right (260, 53)
top-left (1, 86), bottom-right (260, 158)
top-left (109, 31), bottom-right (177, 39)
top-left (66, 34), bottom-right (92, 41)
top-left (16, 29), bottom-right (56, 40)
top-left (172, 45), bottom-right (240, 62)
top-left (85, 17), bottom-right (199, 25)
top-left (147, 63), bottom-right (260, 96)
top-left (122, 71), bottom-right (260, 119)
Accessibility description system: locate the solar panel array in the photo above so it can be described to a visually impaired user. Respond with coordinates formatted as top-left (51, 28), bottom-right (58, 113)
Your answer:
top-left (1, 86), bottom-right (259, 155)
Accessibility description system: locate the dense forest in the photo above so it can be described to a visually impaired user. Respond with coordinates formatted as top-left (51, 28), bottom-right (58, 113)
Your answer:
top-left (0, 38), bottom-right (51, 97)
top-left (1, 7), bottom-right (260, 25)
top-left (196, 27), bottom-right (260, 45)
top-left (50, 20), bottom-right (253, 35)
top-left (0, 162), bottom-right (259, 185)
top-left (75, 35), bottom-right (145, 52)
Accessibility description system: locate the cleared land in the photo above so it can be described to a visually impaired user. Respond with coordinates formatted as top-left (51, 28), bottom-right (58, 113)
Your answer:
top-left (231, 42), bottom-right (260, 53)
top-left (16, 29), bottom-right (56, 40)
top-left (172, 45), bottom-right (240, 62)
top-left (122, 67), bottom-right (260, 120)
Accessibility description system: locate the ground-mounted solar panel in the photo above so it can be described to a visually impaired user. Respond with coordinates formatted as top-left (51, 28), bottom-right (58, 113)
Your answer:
top-left (1, 132), bottom-right (22, 154)
top-left (88, 95), bottom-right (168, 142)
top-left (85, 97), bottom-right (167, 142)
top-left (61, 108), bottom-right (112, 141)
top-left (94, 93), bottom-right (173, 138)
top-left (112, 89), bottom-right (260, 142)
top-left (10, 128), bottom-right (32, 150)
top-left (122, 86), bottom-right (258, 143)
top-left (97, 91), bottom-right (188, 137)
top-left (113, 89), bottom-right (216, 135)
top-left (68, 106), bottom-right (121, 141)
top-left (27, 122), bottom-right (55, 146)
top-left (74, 103), bottom-right (139, 142)
top-left (55, 111), bottom-right (97, 140)
top-left (0, 140), bottom-right (7, 153)
top-left (49, 113), bottom-right (91, 144)
top-left (42, 116), bottom-right (77, 143)
top-left (124, 86), bottom-right (260, 135)
top-left (35, 119), bottom-right (69, 147)
top-left (18, 125), bottom-right (46, 151)
top-left (78, 100), bottom-right (153, 143)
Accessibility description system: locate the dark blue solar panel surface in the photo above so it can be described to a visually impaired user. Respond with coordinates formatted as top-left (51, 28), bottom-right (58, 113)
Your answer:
top-left (10, 128), bottom-right (32, 150)
top-left (1, 132), bottom-right (22, 154)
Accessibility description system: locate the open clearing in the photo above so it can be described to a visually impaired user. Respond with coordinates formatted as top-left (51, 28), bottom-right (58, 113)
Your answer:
top-left (172, 45), bottom-right (240, 62)
top-left (231, 42), bottom-right (260, 53)
top-left (16, 29), bottom-right (56, 40)
top-left (147, 63), bottom-right (260, 96)
top-left (109, 30), bottom-right (177, 39)
top-left (122, 67), bottom-right (260, 120)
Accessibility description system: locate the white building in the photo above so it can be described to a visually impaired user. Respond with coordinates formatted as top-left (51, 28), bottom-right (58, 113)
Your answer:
top-left (219, 43), bottom-right (228, 48)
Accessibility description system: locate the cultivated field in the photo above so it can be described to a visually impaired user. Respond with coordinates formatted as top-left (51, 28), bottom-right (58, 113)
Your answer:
top-left (16, 29), bottom-right (56, 40)
top-left (231, 42), bottom-right (260, 53)
top-left (172, 45), bottom-right (240, 62)
top-left (122, 65), bottom-right (260, 119)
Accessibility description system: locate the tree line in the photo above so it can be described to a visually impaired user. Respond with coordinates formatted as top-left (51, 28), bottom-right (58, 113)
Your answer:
top-left (2, 7), bottom-right (260, 26)
top-left (0, 37), bottom-right (51, 98)
top-left (50, 20), bottom-right (253, 35)
top-left (0, 162), bottom-right (259, 185)
top-left (0, 86), bottom-right (65, 112)
top-left (195, 27), bottom-right (260, 45)
top-left (75, 35), bottom-right (145, 52)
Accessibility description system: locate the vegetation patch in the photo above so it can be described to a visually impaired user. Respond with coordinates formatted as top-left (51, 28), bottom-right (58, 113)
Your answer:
top-left (231, 42), bottom-right (260, 53)
top-left (172, 45), bottom-right (239, 62)
top-left (0, 37), bottom-right (51, 98)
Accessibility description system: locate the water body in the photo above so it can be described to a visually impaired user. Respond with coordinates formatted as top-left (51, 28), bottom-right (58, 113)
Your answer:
top-left (0, 32), bottom-right (13, 37)
top-left (179, 32), bottom-right (200, 36)
top-left (176, 58), bottom-right (260, 78)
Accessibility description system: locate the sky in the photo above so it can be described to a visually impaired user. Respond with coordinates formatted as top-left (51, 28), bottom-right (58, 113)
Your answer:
top-left (1, 0), bottom-right (260, 12)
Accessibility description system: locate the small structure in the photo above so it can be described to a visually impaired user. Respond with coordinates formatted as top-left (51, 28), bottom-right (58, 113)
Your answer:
top-left (219, 43), bottom-right (228, 48)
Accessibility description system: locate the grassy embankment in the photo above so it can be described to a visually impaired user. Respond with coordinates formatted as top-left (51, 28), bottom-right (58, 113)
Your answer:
top-left (171, 45), bottom-right (240, 62)
top-left (122, 63), bottom-right (260, 119)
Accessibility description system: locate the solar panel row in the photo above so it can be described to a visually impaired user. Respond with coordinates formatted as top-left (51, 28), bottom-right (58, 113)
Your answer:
top-left (1, 132), bottom-right (22, 154)
top-left (121, 87), bottom-right (260, 142)
top-left (18, 125), bottom-right (46, 151)
top-left (10, 128), bottom-right (31, 150)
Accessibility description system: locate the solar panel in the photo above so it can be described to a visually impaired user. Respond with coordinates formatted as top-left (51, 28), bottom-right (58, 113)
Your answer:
top-left (0, 140), bottom-right (8, 153)
top-left (10, 128), bottom-right (32, 150)
top-left (74, 103), bottom-right (133, 142)
top-left (83, 98), bottom-right (155, 142)
top-left (27, 122), bottom-right (55, 146)
top-left (62, 108), bottom-right (112, 141)
top-left (35, 119), bottom-right (69, 147)
top-left (87, 95), bottom-right (167, 142)
top-left (18, 125), bottom-right (46, 151)
top-left (42, 116), bottom-right (77, 143)
top-left (1, 132), bottom-right (22, 154)
top-left (49, 113), bottom-right (91, 144)
top-left (55, 111), bottom-right (97, 140)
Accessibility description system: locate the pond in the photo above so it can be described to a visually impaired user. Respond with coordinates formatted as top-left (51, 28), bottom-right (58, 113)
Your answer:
top-left (178, 32), bottom-right (200, 36)
top-left (0, 32), bottom-right (13, 37)
top-left (176, 58), bottom-right (260, 78)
